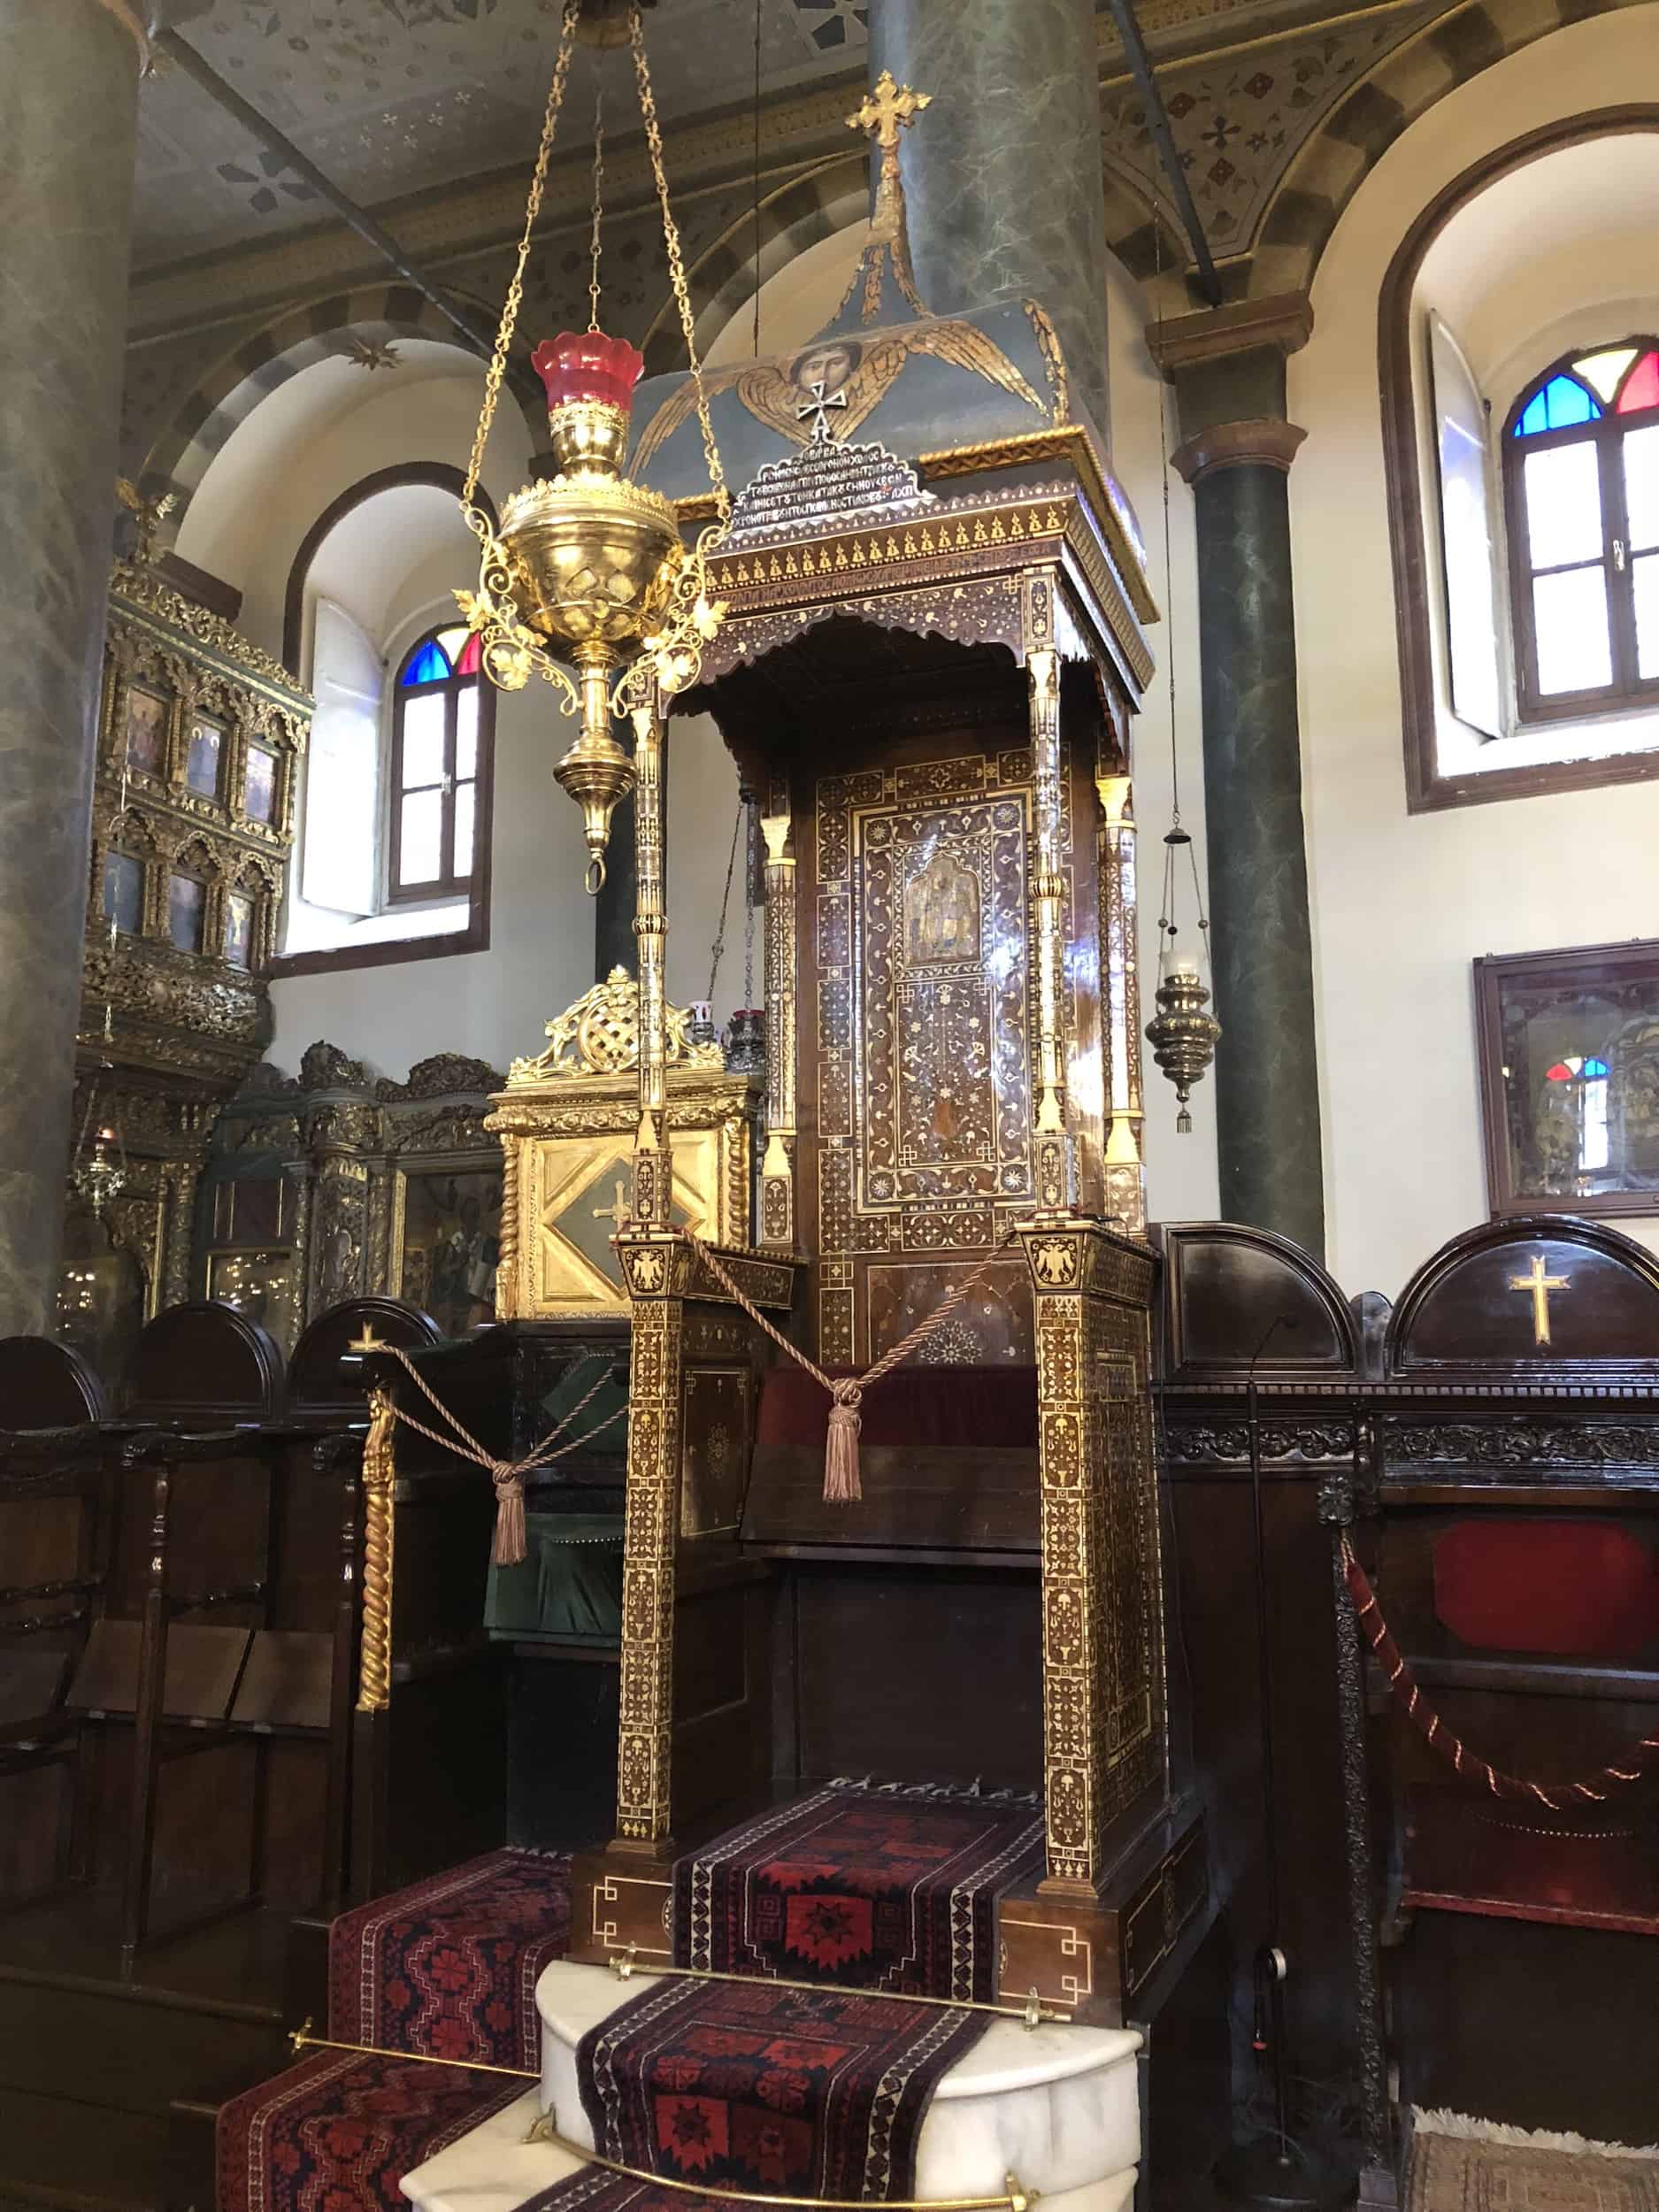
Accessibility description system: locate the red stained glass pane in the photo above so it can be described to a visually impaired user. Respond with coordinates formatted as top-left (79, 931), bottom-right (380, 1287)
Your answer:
top-left (457, 631), bottom-right (482, 675)
top-left (1617, 352), bottom-right (1659, 415)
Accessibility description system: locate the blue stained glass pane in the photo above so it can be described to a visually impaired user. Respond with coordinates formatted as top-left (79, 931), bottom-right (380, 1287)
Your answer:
top-left (1514, 375), bottom-right (1602, 436)
top-left (1582, 1056), bottom-right (1610, 1078)
top-left (401, 637), bottom-right (451, 687)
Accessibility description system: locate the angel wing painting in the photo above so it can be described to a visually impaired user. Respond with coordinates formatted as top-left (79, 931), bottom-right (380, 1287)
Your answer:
top-left (632, 314), bottom-right (1062, 478)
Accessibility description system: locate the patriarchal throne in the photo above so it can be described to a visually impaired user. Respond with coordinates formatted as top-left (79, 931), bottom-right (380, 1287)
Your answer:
top-left (221, 42), bottom-right (1222, 2212)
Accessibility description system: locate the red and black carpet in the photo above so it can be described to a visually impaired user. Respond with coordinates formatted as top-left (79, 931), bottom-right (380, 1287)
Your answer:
top-left (217, 1847), bottom-right (572, 2212)
top-left (517, 1970), bottom-right (985, 2212)
top-left (328, 1842), bottom-right (574, 2071)
top-left (677, 1778), bottom-right (1045, 2003)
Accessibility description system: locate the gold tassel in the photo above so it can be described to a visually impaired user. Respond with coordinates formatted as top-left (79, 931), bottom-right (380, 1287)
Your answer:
top-left (492, 1471), bottom-right (527, 1567)
top-left (824, 1381), bottom-right (863, 1504)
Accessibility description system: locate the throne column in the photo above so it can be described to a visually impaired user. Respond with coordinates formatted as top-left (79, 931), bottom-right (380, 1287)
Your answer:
top-left (0, 0), bottom-right (157, 1332)
top-left (869, 0), bottom-right (1111, 442)
top-left (1159, 302), bottom-right (1326, 1260)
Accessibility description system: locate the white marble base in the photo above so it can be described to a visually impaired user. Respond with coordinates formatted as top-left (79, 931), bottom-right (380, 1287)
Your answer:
top-left (539, 1961), bottom-right (1141, 2201)
top-left (402, 2090), bottom-right (1138, 2212)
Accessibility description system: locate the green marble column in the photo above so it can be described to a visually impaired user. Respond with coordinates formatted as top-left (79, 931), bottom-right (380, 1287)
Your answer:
top-left (1172, 405), bottom-right (1325, 1260)
top-left (868, 0), bottom-right (1110, 442)
top-left (0, 0), bottom-right (152, 1332)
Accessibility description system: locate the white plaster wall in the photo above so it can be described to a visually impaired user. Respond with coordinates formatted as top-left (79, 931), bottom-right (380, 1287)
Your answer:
top-left (1103, 255), bottom-right (1217, 1230)
top-left (1290, 4), bottom-right (1659, 1300)
top-left (174, 357), bottom-right (596, 1084)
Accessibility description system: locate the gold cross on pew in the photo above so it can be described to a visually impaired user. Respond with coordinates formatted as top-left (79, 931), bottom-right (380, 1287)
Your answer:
top-left (1508, 1251), bottom-right (1571, 1346)
top-left (347, 1319), bottom-right (385, 1355)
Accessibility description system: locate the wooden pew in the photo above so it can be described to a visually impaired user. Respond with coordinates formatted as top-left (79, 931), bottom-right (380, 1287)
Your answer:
top-left (0, 1339), bottom-right (114, 1910)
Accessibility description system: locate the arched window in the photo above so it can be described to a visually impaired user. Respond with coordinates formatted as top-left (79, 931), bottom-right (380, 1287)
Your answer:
top-left (388, 622), bottom-right (487, 902)
top-left (1504, 339), bottom-right (1659, 720)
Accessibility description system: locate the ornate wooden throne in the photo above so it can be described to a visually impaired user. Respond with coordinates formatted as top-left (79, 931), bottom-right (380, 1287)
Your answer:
top-left (565, 177), bottom-right (1211, 2032)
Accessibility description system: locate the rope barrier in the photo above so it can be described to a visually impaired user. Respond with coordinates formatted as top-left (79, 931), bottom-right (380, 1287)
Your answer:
top-left (680, 1226), bottom-right (1020, 1503)
top-left (1340, 1535), bottom-right (1659, 1812)
top-left (367, 1220), bottom-right (1018, 1546)
top-left (373, 1346), bottom-right (626, 1565)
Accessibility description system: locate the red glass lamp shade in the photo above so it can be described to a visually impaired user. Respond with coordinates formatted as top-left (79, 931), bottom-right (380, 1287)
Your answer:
top-left (531, 331), bottom-right (644, 418)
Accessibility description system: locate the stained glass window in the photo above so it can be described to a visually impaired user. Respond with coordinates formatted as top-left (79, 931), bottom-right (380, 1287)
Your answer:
top-left (400, 636), bottom-right (451, 687)
top-left (389, 626), bottom-right (488, 900)
top-left (1505, 338), bottom-right (1659, 718)
top-left (1514, 374), bottom-right (1601, 436)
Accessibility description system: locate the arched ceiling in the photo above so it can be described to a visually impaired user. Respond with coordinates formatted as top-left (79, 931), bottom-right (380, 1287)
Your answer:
top-left (1418, 131), bottom-right (1659, 397)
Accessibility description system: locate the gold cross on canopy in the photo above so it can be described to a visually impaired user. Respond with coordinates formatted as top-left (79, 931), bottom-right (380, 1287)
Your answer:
top-left (347, 1319), bottom-right (385, 1355)
top-left (1509, 1251), bottom-right (1571, 1346)
top-left (591, 1176), bottom-right (630, 1232)
top-left (846, 70), bottom-right (932, 154)
top-left (795, 380), bottom-right (849, 442)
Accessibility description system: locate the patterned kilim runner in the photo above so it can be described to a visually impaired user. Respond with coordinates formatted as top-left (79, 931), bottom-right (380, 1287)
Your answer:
top-left (1410, 2127), bottom-right (1659, 2211)
top-left (218, 1847), bottom-right (572, 2212)
top-left (519, 1974), bottom-right (982, 2212)
top-left (328, 1843), bottom-right (573, 2070)
top-left (677, 1778), bottom-right (1046, 2002)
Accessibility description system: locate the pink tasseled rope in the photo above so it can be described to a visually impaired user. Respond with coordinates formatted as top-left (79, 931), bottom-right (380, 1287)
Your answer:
top-left (680, 1228), bottom-right (1018, 1505)
top-left (370, 1346), bottom-right (624, 1565)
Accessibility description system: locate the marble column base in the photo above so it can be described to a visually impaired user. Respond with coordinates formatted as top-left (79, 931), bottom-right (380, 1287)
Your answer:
top-left (402, 2088), bottom-right (1139, 2212)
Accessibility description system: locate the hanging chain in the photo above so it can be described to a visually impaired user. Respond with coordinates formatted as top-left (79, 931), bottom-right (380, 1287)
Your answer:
top-left (706, 799), bottom-right (743, 1006)
top-left (628, 2), bottom-right (729, 521)
top-left (587, 83), bottom-right (606, 333)
top-left (742, 792), bottom-right (757, 1008)
top-left (751, 0), bottom-right (763, 358)
top-left (1153, 215), bottom-right (1181, 830)
top-left (462, 2), bottom-right (579, 518)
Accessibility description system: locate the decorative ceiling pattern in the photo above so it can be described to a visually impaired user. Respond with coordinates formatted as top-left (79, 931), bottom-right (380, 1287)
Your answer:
top-left (1099, 3), bottom-right (1440, 256)
top-left (133, 0), bottom-right (868, 270)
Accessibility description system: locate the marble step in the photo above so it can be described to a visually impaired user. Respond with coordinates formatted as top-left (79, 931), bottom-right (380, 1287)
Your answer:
top-left (403, 2089), bottom-right (1138, 2212)
top-left (403, 1961), bottom-right (1141, 2212)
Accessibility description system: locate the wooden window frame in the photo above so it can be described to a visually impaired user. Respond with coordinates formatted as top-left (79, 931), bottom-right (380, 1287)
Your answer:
top-left (386, 641), bottom-right (491, 906)
top-left (1379, 105), bottom-right (1659, 812)
top-left (1502, 342), bottom-right (1659, 726)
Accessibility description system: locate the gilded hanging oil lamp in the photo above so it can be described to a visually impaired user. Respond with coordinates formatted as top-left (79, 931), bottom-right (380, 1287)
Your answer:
top-left (1145, 825), bottom-right (1220, 1133)
top-left (453, 0), bottom-right (728, 893)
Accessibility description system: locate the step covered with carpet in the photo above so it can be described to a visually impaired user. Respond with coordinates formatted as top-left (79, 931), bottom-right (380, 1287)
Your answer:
top-left (217, 1847), bottom-right (572, 2212)
top-left (405, 1783), bottom-right (1140, 2212)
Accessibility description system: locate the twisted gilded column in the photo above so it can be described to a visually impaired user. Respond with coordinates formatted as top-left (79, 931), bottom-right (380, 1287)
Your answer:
top-left (0, 0), bottom-right (155, 1328)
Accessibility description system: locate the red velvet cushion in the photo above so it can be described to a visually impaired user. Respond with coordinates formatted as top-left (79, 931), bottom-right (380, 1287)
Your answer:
top-left (1432, 1520), bottom-right (1659, 1661)
top-left (755, 1364), bottom-right (1038, 1452)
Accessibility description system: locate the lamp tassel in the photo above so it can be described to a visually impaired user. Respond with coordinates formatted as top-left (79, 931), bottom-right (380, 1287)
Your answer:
top-left (824, 1381), bottom-right (864, 1504)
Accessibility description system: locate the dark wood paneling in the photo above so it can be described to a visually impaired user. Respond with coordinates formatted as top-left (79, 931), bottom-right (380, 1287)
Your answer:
top-left (784, 1561), bottom-right (1043, 1792)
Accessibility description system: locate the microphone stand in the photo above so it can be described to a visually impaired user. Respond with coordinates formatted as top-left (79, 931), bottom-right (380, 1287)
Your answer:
top-left (1214, 1317), bottom-right (1355, 2209)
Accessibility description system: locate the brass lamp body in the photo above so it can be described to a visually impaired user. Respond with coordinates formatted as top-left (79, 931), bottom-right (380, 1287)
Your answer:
top-left (1145, 970), bottom-right (1221, 1134)
top-left (495, 397), bottom-right (685, 884)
